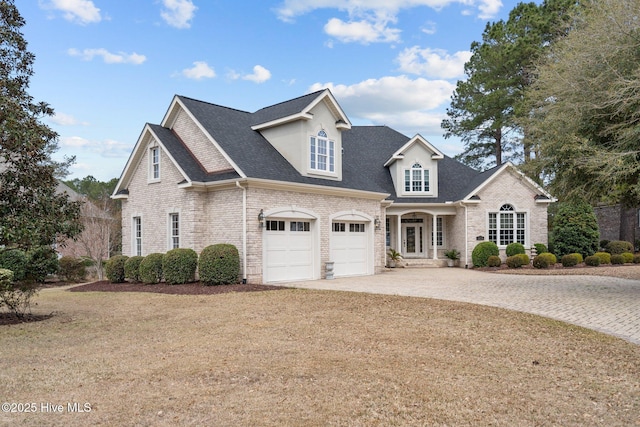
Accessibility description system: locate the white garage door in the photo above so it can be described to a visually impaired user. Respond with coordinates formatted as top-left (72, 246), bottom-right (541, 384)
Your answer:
top-left (264, 220), bottom-right (314, 283)
top-left (331, 222), bottom-right (368, 277)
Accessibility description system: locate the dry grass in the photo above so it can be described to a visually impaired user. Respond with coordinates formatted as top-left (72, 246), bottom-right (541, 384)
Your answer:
top-left (1, 284), bottom-right (639, 426)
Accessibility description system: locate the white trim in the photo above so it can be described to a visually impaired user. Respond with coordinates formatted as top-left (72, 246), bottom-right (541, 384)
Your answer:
top-left (329, 210), bottom-right (374, 277)
top-left (132, 215), bottom-right (143, 256)
top-left (167, 210), bottom-right (181, 250)
top-left (463, 162), bottom-right (554, 202)
top-left (384, 134), bottom-right (444, 167)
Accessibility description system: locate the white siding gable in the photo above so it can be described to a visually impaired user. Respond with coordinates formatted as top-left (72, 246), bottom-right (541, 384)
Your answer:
top-left (386, 135), bottom-right (442, 198)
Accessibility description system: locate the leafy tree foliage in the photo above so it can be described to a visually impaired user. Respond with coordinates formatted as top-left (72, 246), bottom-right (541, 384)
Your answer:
top-left (550, 199), bottom-right (600, 257)
top-left (442, 0), bottom-right (578, 170)
top-left (523, 0), bottom-right (640, 206)
top-left (0, 1), bottom-right (82, 251)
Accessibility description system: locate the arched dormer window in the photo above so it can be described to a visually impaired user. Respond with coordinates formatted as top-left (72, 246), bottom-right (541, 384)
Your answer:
top-left (310, 130), bottom-right (335, 173)
top-left (404, 162), bottom-right (430, 193)
top-left (488, 204), bottom-right (526, 246)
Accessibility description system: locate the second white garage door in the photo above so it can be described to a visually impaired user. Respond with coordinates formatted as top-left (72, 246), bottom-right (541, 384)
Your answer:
top-left (330, 222), bottom-right (368, 277)
top-left (264, 219), bottom-right (314, 283)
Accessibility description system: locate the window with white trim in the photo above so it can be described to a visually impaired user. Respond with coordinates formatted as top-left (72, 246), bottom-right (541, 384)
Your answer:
top-left (169, 213), bottom-right (179, 249)
top-left (489, 204), bottom-right (526, 246)
top-left (133, 216), bottom-right (142, 256)
top-left (150, 147), bottom-right (160, 180)
top-left (310, 130), bottom-right (335, 173)
top-left (404, 162), bottom-right (430, 193)
top-left (430, 217), bottom-right (444, 247)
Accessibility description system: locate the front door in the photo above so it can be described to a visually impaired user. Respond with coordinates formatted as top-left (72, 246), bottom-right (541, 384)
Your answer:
top-left (401, 222), bottom-right (424, 257)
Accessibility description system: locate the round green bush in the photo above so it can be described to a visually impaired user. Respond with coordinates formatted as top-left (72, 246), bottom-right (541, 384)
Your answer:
top-left (533, 252), bottom-right (557, 269)
top-left (633, 254), bottom-right (640, 264)
top-left (199, 244), bottom-right (240, 286)
top-left (506, 255), bottom-right (523, 268)
top-left (26, 246), bottom-right (60, 283)
top-left (505, 242), bottom-right (526, 257)
top-left (487, 256), bottom-right (502, 267)
top-left (594, 252), bottom-right (611, 265)
top-left (0, 249), bottom-right (28, 282)
top-left (472, 241), bottom-right (500, 267)
top-left (105, 255), bottom-right (128, 283)
top-left (611, 254), bottom-right (624, 265)
top-left (58, 257), bottom-right (86, 282)
top-left (124, 256), bottom-right (144, 282)
top-left (561, 253), bottom-right (580, 268)
top-left (585, 255), bottom-right (600, 266)
top-left (139, 253), bottom-right (164, 284)
top-left (163, 248), bottom-right (198, 285)
top-left (621, 252), bottom-right (634, 263)
top-left (534, 243), bottom-right (548, 256)
top-left (605, 240), bottom-right (633, 255)
top-left (570, 253), bottom-right (584, 264)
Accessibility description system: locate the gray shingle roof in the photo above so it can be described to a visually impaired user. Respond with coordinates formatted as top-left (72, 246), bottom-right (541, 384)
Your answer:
top-left (149, 93), bottom-right (496, 203)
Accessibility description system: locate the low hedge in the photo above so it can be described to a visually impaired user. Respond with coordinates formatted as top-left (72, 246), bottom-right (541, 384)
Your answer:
top-left (163, 248), bottom-right (198, 285)
top-left (611, 254), bottom-right (625, 265)
top-left (139, 253), bottom-right (164, 284)
top-left (58, 257), bottom-right (87, 282)
top-left (105, 255), bottom-right (128, 283)
top-left (561, 253), bottom-right (580, 268)
top-left (124, 256), bottom-right (144, 282)
top-left (506, 255), bottom-right (522, 268)
top-left (594, 252), bottom-right (611, 265)
top-left (533, 252), bottom-right (557, 269)
top-left (605, 240), bottom-right (633, 255)
top-left (199, 244), bottom-right (240, 286)
top-left (487, 256), bottom-right (502, 267)
top-left (621, 252), bottom-right (634, 264)
top-left (634, 254), bottom-right (640, 264)
top-left (585, 255), bottom-right (600, 266)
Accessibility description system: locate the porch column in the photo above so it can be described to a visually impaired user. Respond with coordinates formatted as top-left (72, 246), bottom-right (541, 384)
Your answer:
top-left (432, 214), bottom-right (438, 260)
top-left (396, 214), bottom-right (402, 254)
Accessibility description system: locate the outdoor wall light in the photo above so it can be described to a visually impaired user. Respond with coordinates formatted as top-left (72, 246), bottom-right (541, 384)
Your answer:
top-left (374, 216), bottom-right (381, 230)
top-left (258, 209), bottom-right (265, 228)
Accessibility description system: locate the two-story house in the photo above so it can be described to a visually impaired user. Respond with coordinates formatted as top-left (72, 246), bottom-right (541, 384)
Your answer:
top-left (112, 89), bottom-right (553, 283)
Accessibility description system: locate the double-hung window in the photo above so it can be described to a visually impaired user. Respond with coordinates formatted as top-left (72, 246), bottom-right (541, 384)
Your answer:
top-left (310, 130), bottom-right (335, 173)
top-left (169, 213), bottom-right (179, 249)
top-left (404, 163), bottom-right (430, 193)
top-left (150, 147), bottom-right (160, 180)
top-left (488, 204), bottom-right (526, 246)
top-left (133, 216), bottom-right (142, 256)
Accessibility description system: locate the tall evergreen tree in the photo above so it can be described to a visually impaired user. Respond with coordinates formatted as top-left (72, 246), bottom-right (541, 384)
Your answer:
top-left (0, 0), bottom-right (82, 250)
top-left (442, 0), bottom-right (579, 170)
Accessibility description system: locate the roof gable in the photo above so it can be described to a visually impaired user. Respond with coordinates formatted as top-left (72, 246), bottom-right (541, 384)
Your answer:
top-left (461, 162), bottom-right (554, 202)
top-left (383, 134), bottom-right (444, 167)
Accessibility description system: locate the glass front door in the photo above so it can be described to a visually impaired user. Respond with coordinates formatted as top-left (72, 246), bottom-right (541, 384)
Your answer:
top-left (402, 222), bottom-right (424, 257)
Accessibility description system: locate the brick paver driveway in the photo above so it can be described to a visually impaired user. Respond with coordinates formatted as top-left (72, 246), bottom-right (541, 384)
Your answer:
top-left (289, 268), bottom-right (640, 345)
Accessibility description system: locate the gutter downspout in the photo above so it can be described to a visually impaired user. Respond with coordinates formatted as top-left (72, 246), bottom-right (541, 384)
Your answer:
top-left (462, 202), bottom-right (469, 268)
top-left (236, 181), bottom-right (247, 283)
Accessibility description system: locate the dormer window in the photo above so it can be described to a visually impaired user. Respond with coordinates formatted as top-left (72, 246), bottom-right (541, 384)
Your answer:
top-left (310, 130), bottom-right (335, 173)
top-left (404, 162), bottom-right (430, 193)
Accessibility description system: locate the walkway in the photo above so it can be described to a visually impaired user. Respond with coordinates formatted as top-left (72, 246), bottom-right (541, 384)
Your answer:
top-left (288, 268), bottom-right (640, 345)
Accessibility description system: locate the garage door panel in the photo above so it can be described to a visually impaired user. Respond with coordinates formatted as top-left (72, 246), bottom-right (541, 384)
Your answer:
top-left (265, 220), bottom-right (314, 282)
top-left (331, 222), bottom-right (368, 277)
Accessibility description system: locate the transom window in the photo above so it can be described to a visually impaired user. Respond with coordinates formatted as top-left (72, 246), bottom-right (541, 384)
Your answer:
top-left (489, 204), bottom-right (526, 246)
top-left (266, 220), bottom-right (285, 231)
top-left (290, 221), bottom-right (310, 232)
top-left (404, 162), bottom-right (430, 193)
top-left (310, 130), bottom-right (335, 173)
top-left (333, 222), bottom-right (365, 232)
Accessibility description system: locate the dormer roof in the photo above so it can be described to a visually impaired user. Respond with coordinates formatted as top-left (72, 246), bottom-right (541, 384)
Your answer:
top-left (383, 134), bottom-right (444, 167)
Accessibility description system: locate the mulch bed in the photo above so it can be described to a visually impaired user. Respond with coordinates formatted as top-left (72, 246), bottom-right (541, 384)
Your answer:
top-left (0, 313), bottom-right (54, 326)
top-left (68, 281), bottom-right (286, 295)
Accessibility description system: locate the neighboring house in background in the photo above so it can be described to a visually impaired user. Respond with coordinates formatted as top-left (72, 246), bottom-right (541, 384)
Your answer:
top-left (594, 204), bottom-right (640, 248)
top-left (112, 90), bottom-right (553, 283)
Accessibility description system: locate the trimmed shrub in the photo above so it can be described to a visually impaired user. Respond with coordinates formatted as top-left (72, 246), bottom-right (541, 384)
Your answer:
top-left (561, 253), bottom-right (580, 268)
top-left (163, 248), bottom-right (198, 285)
top-left (139, 253), bottom-right (164, 284)
top-left (105, 255), bottom-right (128, 283)
top-left (599, 240), bottom-right (610, 251)
top-left (58, 257), bottom-right (87, 282)
top-left (487, 256), bottom-right (502, 267)
top-left (594, 252), bottom-right (611, 265)
top-left (0, 268), bottom-right (38, 318)
top-left (634, 254), bottom-right (640, 264)
top-left (585, 255), bottom-right (600, 266)
top-left (472, 241), bottom-right (500, 267)
top-left (506, 255), bottom-right (523, 268)
top-left (570, 253), bottom-right (584, 264)
top-left (533, 243), bottom-right (548, 256)
top-left (506, 242), bottom-right (526, 257)
top-left (611, 254), bottom-right (625, 265)
top-left (124, 256), bottom-right (144, 282)
top-left (0, 249), bottom-right (28, 282)
top-left (26, 246), bottom-right (59, 283)
top-left (516, 253), bottom-right (530, 265)
top-left (550, 199), bottom-right (599, 257)
top-left (533, 252), bottom-right (556, 269)
top-left (621, 252), bottom-right (634, 263)
top-left (199, 244), bottom-right (240, 286)
top-left (605, 240), bottom-right (634, 255)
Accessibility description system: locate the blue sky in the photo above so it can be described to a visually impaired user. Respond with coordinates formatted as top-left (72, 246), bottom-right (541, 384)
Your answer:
top-left (19, 0), bottom-right (529, 181)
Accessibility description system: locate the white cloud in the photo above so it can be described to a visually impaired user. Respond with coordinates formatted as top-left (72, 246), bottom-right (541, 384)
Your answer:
top-left (181, 61), bottom-right (216, 80)
top-left (421, 21), bottom-right (437, 35)
top-left (324, 17), bottom-right (400, 44)
top-left (396, 47), bottom-right (471, 79)
top-left (51, 112), bottom-right (81, 126)
top-left (309, 75), bottom-right (455, 135)
top-left (68, 48), bottom-right (146, 65)
top-left (60, 136), bottom-right (130, 158)
top-left (60, 136), bottom-right (90, 148)
top-left (242, 65), bottom-right (272, 83)
top-left (42, 0), bottom-right (102, 25)
top-left (161, 0), bottom-right (197, 29)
